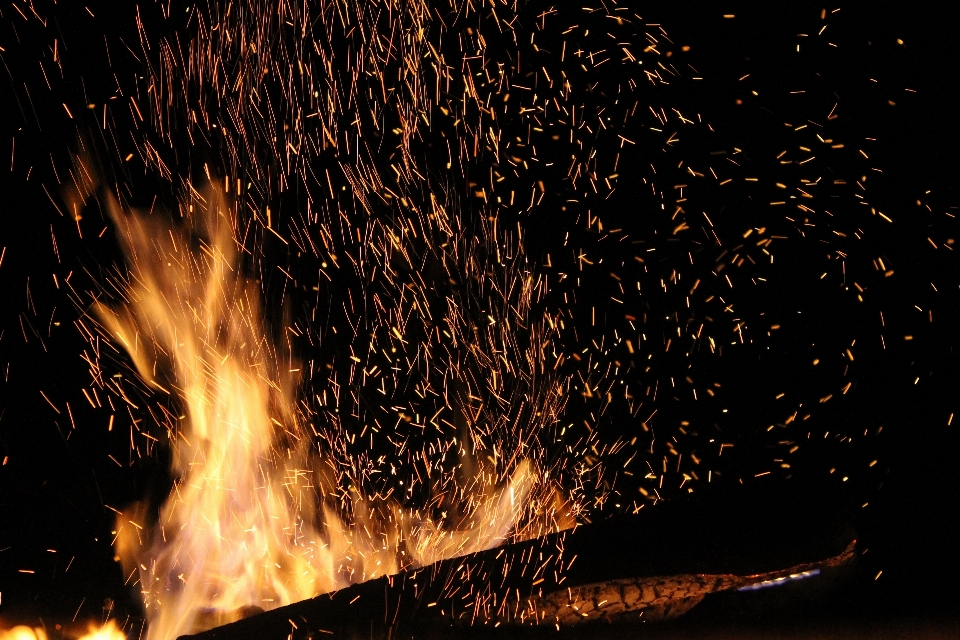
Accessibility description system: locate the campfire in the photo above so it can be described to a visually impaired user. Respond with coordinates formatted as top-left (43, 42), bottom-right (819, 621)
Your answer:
top-left (41, 177), bottom-right (851, 639)
top-left (75, 179), bottom-right (574, 640)
top-left (1, 1), bottom-right (892, 638)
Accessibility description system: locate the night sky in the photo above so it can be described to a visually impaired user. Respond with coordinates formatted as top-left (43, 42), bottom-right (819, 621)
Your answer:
top-left (1, 0), bottom-right (958, 634)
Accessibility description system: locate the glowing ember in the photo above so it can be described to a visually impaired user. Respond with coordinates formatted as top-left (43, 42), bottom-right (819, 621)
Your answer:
top-left (0, 622), bottom-right (124, 640)
top-left (0, 628), bottom-right (44, 640)
top-left (76, 622), bottom-right (126, 640)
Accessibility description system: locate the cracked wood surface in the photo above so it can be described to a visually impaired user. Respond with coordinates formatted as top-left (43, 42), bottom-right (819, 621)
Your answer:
top-left (524, 541), bottom-right (856, 627)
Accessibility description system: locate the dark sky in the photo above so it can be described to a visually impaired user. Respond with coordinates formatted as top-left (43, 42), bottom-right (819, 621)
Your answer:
top-left (1, 0), bottom-right (958, 630)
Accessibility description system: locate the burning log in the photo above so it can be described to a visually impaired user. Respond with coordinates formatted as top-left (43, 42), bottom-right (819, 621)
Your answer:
top-left (180, 486), bottom-right (855, 639)
top-left (531, 546), bottom-right (853, 626)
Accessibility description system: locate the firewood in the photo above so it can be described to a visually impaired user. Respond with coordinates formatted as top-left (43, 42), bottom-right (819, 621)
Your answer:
top-left (180, 485), bottom-right (854, 639)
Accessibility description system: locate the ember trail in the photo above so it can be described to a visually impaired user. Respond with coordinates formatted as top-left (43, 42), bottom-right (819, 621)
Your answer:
top-left (3, 0), bottom-right (932, 637)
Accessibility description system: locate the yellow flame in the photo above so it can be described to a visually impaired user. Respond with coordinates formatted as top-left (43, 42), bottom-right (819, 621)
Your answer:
top-left (92, 187), bottom-right (558, 640)
top-left (0, 628), bottom-right (47, 640)
top-left (0, 622), bottom-right (122, 640)
top-left (78, 621), bottom-right (125, 640)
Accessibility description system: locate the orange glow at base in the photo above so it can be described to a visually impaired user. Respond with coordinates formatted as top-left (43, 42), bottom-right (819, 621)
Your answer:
top-left (0, 627), bottom-right (47, 640)
top-left (77, 622), bottom-right (125, 640)
top-left (0, 622), bottom-right (124, 640)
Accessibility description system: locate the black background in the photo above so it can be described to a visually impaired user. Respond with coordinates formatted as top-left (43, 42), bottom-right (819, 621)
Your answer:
top-left (1, 0), bottom-right (958, 633)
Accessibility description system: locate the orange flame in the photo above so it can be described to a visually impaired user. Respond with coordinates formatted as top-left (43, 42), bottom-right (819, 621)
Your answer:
top-left (77, 622), bottom-right (125, 640)
top-left (0, 622), bottom-right (123, 640)
top-left (92, 187), bottom-right (563, 640)
top-left (0, 628), bottom-right (46, 640)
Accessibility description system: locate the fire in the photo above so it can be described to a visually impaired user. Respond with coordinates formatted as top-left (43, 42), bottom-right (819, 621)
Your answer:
top-left (0, 622), bottom-right (124, 640)
top-left (88, 185), bottom-right (567, 640)
top-left (0, 628), bottom-right (45, 640)
top-left (76, 622), bottom-right (125, 640)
